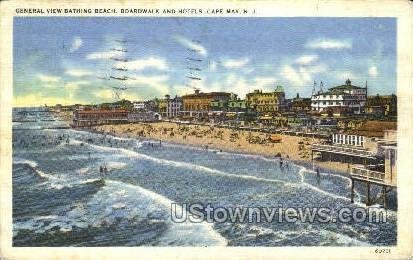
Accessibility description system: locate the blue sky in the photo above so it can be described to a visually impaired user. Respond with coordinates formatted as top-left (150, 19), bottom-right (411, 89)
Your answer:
top-left (13, 17), bottom-right (396, 106)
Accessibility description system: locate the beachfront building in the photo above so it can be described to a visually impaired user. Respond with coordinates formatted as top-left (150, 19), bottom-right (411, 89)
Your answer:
top-left (52, 104), bottom-right (62, 113)
top-left (337, 119), bottom-right (364, 131)
top-left (128, 111), bottom-right (161, 122)
top-left (348, 120), bottom-right (397, 138)
top-left (180, 89), bottom-right (232, 119)
top-left (258, 115), bottom-right (288, 127)
top-left (311, 79), bottom-right (367, 115)
top-left (210, 93), bottom-right (246, 112)
top-left (72, 109), bottom-right (128, 127)
top-left (286, 114), bottom-right (314, 130)
top-left (246, 86), bottom-right (286, 115)
top-left (132, 102), bottom-right (145, 110)
top-left (158, 95), bottom-right (182, 119)
top-left (71, 104), bottom-right (85, 111)
top-left (144, 99), bottom-right (160, 112)
top-left (290, 94), bottom-right (312, 113)
top-left (331, 133), bottom-right (366, 147)
top-left (349, 130), bottom-right (397, 207)
top-left (366, 94), bottom-right (397, 117)
top-left (227, 98), bottom-right (249, 112)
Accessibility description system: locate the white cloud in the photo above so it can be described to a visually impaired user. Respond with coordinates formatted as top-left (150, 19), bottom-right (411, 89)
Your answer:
top-left (95, 89), bottom-right (114, 100)
top-left (127, 75), bottom-right (168, 86)
top-left (335, 71), bottom-right (359, 82)
top-left (280, 60), bottom-right (328, 87)
top-left (299, 63), bottom-right (328, 80)
top-left (295, 55), bottom-right (318, 65)
top-left (224, 74), bottom-right (237, 86)
top-left (305, 38), bottom-right (352, 49)
top-left (209, 61), bottom-right (217, 71)
top-left (173, 35), bottom-right (207, 57)
top-left (64, 80), bottom-right (90, 90)
top-left (37, 74), bottom-right (61, 83)
top-left (242, 67), bottom-right (255, 74)
top-left (281, 65), bottom-right (305, 86)
top-left (222, 58), bottom-right (250, 69)
top-left (368, 66), bottom-right (378, 77)
top-left (86, 50), bottom-right (119, 60)
top-left (64, 81), bottom-right (90, 100)
top-left (70, 37), bottom-right (82, 52)
top-left (119, 57), bottom-right (168, 71)
top-left (253, 77), bottom-right (276, 89)
top-left (222, 74), bottom-right (249, 97)
top-left (125, 74), bottom-right (170, 96)
top-left (122, 93), bottom-right (143, 102)
top-left (65, 69), bottom-right (93, 77)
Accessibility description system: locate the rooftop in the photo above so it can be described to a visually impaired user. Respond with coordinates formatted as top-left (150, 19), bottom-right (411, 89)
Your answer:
top-left (329, 79), bottom-right (365, 91)
top-left (349, 120), bottom-right (397, 137)
top-left (183, 92), bottom-right (232, 98)
top-left (77, 109), bottom-right (128, 114)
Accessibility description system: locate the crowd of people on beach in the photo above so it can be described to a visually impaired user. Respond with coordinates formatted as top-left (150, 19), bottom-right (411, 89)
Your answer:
top-left (93, 123), bottom-right (315, 156)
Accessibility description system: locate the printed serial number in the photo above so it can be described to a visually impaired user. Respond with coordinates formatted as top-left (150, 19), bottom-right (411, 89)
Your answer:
top-left (375, 249), bottom-right (391, 254)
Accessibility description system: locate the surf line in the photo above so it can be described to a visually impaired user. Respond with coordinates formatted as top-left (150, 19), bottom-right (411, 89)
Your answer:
top-left (105, 179), bottom-right (227, 246)
top-left (73, 137), bottom-right (362, 202)
top-left (78, 139), bottom-right (288, 186)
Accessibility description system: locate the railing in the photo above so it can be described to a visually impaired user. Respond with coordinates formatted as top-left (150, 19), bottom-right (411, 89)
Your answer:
top-left (312, 144), bottom-right (374, 157)
top-left (351, 167), bottom-right (385, 182)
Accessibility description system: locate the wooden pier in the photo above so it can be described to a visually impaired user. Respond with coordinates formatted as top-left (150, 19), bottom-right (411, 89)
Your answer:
top-left (350, 166), bottom-right (396, 208)
top-left (312, 143), bottom-right (397, 208)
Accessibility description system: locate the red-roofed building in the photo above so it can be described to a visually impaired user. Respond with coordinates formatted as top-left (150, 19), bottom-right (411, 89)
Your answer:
top-left (72, 109), bottom-right (128, 127)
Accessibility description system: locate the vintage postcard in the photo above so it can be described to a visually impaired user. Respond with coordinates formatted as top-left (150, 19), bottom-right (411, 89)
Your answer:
top-left (1, 0), bottom-right (413, 259)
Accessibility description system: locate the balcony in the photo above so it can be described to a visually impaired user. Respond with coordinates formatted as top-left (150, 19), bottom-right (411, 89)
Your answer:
top-left (351, 166), bottom-right (386, 183)
top-left (312, 144), bottom-right (375, 158)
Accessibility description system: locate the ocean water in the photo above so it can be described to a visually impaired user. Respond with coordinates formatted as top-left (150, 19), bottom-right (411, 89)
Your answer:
top-left (12, 121), bottom-right (397, 246)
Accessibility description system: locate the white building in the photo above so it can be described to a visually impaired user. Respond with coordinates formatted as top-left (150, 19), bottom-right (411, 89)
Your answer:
top-left (332, 133), bottom-right (365, 147)
top-left (311, 79), bottom-right (367, 115)
top-left (168, 96), bottom-right (182, 118)
top-left (160, 95), bottom-right (182, 118)
top-left (128, 111), bottom-right (160, 122)
top-left (132, 102), bottom-right (145, 110)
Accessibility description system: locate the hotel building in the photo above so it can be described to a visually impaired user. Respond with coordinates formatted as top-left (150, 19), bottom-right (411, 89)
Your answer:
top-left (159, 95), bottom-right (183, 119)
top-left (311, 79), bottom-right (367, 115)
top-left (181, 90), bottom-right (232, 117)
top-left (246, 86), bottom-right (286, 114)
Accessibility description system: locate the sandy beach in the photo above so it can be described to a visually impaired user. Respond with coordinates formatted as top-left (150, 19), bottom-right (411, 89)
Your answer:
top-left (90, 122), bottom-right (349, 174)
